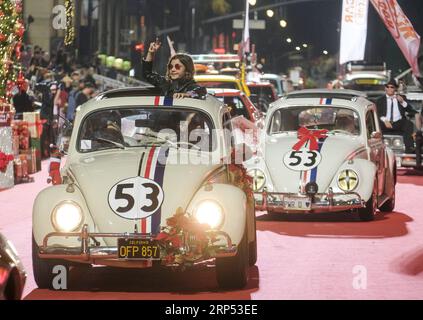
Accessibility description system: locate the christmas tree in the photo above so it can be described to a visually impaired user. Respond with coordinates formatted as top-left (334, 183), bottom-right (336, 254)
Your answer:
top-left (0, 0), bottom-right (24, 106)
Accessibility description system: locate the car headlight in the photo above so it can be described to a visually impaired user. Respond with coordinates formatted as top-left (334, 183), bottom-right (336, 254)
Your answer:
top-left (51, 201), bottom-right (84, 232)
top-left (337, 169), bottom-right (359, 192)
top-left (383, 138), bottom-right (391, 146)
top-left (393, 138), bottom-right (403, 148)
top-left (193, 200), bottom-right (224, 229)
top-left (247, 169), bottom-right (266, 192)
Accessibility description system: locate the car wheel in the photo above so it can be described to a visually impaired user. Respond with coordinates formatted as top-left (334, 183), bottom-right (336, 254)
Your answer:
top-left (216, 228), bottom-right (249, 289)
top-left (380, 186), bottom-right (395, 212)
top-left (358, 179), bottom-right (377, 221)
top-left (32, 235), bottom-right (69, 289)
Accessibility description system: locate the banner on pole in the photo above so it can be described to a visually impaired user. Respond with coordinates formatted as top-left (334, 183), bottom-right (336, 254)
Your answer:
top-left (370, 0), bottom-right (421, 76)
top-left (339, 0), bottom-right (369, 65)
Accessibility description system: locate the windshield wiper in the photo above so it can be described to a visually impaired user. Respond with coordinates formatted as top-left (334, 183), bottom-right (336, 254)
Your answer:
top-left (92, 138), bottom-right (126, 149)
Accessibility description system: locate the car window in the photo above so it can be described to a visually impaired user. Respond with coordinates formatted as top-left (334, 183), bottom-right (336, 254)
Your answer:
top-left (78, 107), bottom-right (216, 153)
top-left (365, 110), bottom-right (377, 139)
top-left (268, 106), bottom-right (360, 135)
top-left (215, 95), bottom-right (250, 119)
top-left (222, 111), bottom-right (234, 151)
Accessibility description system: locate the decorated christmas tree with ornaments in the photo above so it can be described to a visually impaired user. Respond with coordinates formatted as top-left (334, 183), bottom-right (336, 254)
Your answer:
top-left (0, 0), bottom-right (25, 189)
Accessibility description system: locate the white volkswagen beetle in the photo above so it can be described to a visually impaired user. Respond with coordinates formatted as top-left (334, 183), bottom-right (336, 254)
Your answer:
top-left (246, 89), bottom-right (396, 221)
top-left (32, 88), bottom-right (256, 289)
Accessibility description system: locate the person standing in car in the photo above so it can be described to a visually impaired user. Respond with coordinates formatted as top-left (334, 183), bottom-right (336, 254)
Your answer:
top-left (142, 38), bottom-right (206, 99)
top-left (376, 79), bottom-right (416, 153)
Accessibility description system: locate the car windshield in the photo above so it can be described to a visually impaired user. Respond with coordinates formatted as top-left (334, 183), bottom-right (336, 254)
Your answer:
top-left (215, 95), bottom-right (250, 119)
top-left (343, 77), bottom-right (388, 91)
top-left (248, 85), bottom-right (276, 101)
top-left (78, 107), bottom-right (216, 152)
top-left (269, 106), bottom-right (360, 135)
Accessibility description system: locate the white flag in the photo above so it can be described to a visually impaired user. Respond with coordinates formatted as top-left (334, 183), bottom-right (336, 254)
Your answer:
top-left (167, 36), bottom-right (176, 57)
top-left (370, 0), bottom-right (421, 76)
top-left (339, 0), bottom-right (369, 65)
top-left (243, 0), bottom-right (250, 54)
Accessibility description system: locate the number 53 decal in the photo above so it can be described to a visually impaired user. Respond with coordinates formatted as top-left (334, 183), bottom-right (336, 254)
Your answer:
top-left (283, 150), bottom-right (322, 171)
top-left (108, 177), bottom-right (164, 220)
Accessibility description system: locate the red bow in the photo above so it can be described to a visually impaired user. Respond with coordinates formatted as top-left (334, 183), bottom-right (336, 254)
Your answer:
top-left (292, 127), bottom-right (328, 151)
top-left (0, 151), bottom-right (14, 173)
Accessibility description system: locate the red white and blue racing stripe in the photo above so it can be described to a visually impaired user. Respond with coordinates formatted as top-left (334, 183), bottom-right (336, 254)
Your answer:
top-left (154, 96), bottom-right (174, 106)
top-left (139, 146), bottom-right (169, 234)
top-left (319, 97), bottom-right (332, 105)
top-left (300, 137), bottom-right (328, 193)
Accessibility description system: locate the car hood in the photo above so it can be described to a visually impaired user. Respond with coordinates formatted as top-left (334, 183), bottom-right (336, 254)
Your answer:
top-left (264, 134), bottom-right (366, 193)
top-left (68, 147), bottom-right (220, 241)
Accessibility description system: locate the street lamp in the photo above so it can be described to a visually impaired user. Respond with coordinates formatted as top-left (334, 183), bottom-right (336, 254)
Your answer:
top-left (295, 46), bottom-right (301, 51)
top-left (323, 50), bottom-right (328, 55)
top-left (280, 20), bottom-right (287, 28)
top-left (286, 38), bottom-right (292, 43)
top-left (248, 0), bottom-right (257, 6)
top-left (302, 43), bottom-right (308, 48)
top-left (266, 9), bottom-right (274, 18)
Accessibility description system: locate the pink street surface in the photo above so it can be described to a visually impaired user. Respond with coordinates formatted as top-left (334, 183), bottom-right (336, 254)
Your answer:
top-left (1, 161), bottom-right (422, 299)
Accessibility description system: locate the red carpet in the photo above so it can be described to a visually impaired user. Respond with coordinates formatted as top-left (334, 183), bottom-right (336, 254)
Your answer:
top-left (1, 165), bottom-right (423, 299)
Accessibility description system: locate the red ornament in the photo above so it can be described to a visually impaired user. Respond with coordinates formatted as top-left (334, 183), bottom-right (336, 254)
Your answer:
top-left (0, 151), bottom-right (14, 173)
top-left (0, 34), bottom-right (6, 42)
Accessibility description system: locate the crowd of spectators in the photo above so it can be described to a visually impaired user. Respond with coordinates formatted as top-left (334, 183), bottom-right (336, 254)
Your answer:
top-left (12, 44), bottom-right (99, 158)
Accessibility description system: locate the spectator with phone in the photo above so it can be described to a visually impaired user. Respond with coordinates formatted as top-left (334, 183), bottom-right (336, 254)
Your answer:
top-left (142, 37), bottom-right (206, 99)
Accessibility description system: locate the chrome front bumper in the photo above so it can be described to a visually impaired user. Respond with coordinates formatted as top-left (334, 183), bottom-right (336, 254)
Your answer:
top-left (395, 154), bottom-right (423, 168)
top-left (39, 224), bottom-right (236, 267)
top-left (254, 189), bottom-right (365, 213)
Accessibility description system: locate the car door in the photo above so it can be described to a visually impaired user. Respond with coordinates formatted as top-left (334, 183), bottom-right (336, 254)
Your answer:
top-left (366, 108), bottom-right (385, 197)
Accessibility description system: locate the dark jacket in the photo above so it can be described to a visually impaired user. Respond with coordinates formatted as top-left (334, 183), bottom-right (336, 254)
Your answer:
top-left (142, 60), bottom-right (206, 99)
top-left (376, 95), bottom-right (416, 120)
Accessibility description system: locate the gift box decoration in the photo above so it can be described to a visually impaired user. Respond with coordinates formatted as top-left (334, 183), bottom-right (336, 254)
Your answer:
top-left (23, 111), bottom-right (43, 138)
top-left (30, 137), bottom-right (42, 172)
top-left (20, 149), bottom-right (37, 174)
top-left (13, 120), bottom-right (30, 150)
top-left (0, 127), bottom-right (14, 190)
top-left (0, 104), bottom-right (15, 127)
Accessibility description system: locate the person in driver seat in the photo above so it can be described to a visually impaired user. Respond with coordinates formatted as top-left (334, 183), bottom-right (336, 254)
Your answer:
top-left (335, 113), bottom-right (357, 134)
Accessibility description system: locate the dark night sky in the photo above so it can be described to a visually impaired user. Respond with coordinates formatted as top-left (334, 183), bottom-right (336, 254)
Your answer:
top-left (148, 1), bottom-right (423, 75)
top-left (247, 0), bottom-right (423, 74)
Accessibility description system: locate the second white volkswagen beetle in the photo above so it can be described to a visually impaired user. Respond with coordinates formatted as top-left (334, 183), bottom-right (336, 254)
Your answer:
top-left (246, 89), bottom-right (396, 221)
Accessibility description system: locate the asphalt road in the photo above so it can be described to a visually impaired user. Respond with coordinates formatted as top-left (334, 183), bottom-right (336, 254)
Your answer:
top-left (1, 163), bottom-right (422, 299)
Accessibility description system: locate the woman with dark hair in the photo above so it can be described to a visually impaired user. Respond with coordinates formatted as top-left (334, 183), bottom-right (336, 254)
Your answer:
top-left (142, 38), bottom-right (206, 99)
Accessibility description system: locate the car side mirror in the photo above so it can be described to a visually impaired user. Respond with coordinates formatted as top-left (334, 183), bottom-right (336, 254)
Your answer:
top-left (371, 131), bottom-right (382, 139)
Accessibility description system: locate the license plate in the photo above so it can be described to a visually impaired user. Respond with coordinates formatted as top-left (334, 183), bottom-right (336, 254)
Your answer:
top-left (117, 238), bottom-right (160, 260)
top-left (396, 157), bottom-right (402, 168)
top-left (283, 196), bottom-right (311, 210)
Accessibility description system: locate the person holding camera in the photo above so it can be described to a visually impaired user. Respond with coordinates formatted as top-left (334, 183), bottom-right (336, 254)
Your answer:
top-left (142, 38), bottom-right (206, 99)
top-left (376, 79), bottom-right (416, 153)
